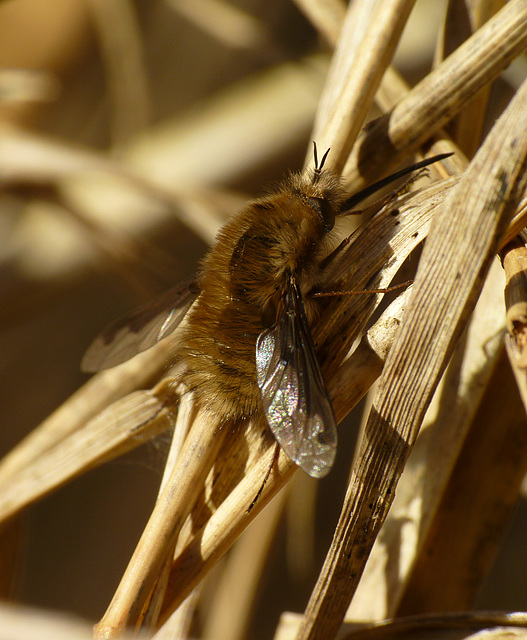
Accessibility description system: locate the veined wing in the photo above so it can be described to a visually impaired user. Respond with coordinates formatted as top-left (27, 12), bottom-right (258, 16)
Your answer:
top-left (255, 276), bottom-right (337, 478)
top-left (82, 276), bottom-right (199, 372)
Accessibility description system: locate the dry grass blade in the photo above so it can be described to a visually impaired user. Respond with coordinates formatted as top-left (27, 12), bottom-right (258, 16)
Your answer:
top-left (340, 611), bottom-right (527, 640)
top-left (316, 0), bottom-right (378, 112)
top-left (0, 345), bottom-right (171, 482)
top-left (138, 391), bottom-right (196, 631)
top-left (200, 490), bottom-right (288, 640)
top-left (347, 260), bottom-right (507, 621)
top-left (314, 175), bottom-right (459, 366)
top-left (0, 69), bottom-right (59, 105)
top-left (0, 337), bottom-right (175, 485)
top-left (0, 126), bottom-right (159, 190)
top-left (0, 375), bottom-right (178, 524)
top-left (372, 66), bottom-right (468, 179)
top-left (297, 78), bottom-right (527, 640)
top-left (275, 610), bottom-right (527, 640)
top-left (94, 406), bottom-right (229, 637)
top-left (157, 422), bottom-right (295, 621)
top-left (168, 0), bottom-right (274, 53)
top-left (435, 0), bottom-right (505, 158)
top-left (328, 287), bottom-right (412, 423)
top-left (308, 0), bottom-right (417, 173)
top-left (298, 0), bottom-right (466, 182)
top-left (501, 237), bottom-right (527, 411)
top-left (151, 591), bottom-right (199, 640)
top-left (499, 196), bottom-right (527, 247)
top-left (344, 0), bottom-right (527, 192)
top-left (396, 348), bottom-right (527, 614)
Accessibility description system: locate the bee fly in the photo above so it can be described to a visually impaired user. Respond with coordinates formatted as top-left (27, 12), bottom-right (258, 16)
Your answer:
top-left (83, 148), bottom-right (451, 478)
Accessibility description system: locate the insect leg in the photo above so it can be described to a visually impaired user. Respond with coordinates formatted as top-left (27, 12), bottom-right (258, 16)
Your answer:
top-left (312, 280), bottom-right (412, 298)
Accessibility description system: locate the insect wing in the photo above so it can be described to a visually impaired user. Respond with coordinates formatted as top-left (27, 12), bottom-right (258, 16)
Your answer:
top-left (82, 276), bottom-right (199, 372)
top-left (256, 279), bottom-right (337, 478)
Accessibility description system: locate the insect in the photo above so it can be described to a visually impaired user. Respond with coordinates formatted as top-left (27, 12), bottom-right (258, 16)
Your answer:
top-left (83, 148), bottom-right (451, 478)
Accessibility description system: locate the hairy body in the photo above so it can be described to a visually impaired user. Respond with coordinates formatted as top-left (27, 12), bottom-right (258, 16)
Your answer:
top-left (176, 170), bottom-right (345, 422)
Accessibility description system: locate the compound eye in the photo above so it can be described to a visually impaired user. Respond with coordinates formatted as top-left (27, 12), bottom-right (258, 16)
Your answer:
top-left (307, 197), bottom-right (335, 231)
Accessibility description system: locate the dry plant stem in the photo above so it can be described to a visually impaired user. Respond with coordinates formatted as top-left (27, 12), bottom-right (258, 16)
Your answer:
top-left (396, 348), bottom-right (527, 614)
top-left (346, 259), bottom-right (506, 621)
top-left (167, 0), bottom-right (267, 53)
top-left (297, 77), bottom-right (527, 640)
top-left (501, 237), bottom-right (527, 411)
top-left (0, 338), bottom-right (178, 484)
top-left (202, 490), bottom-right (288, 640)
top-left (315, 176), bottom-right (459, 367)
top-left (277, 610), bottom-right (527, 640)
top-left (0, 70), bottom-right (58, 105)
top-left (309, 0), bottom-right (384, 136)
top-left (157, 289), bottom-right (411, 618)
top-left (329, 289), bottom-right (411, 414)
top-left (307, 0), bottom-right (418, 173)
top-left (0, 378), bottom-right (178, 524)
top-left (94, 406), bottom-right (229, 638)
top-left (436, 0), bottom-right (504, 158)
top-left (139, 393), bottom-right (196, 630)
top-left (297, 0), bottom-right (465, 180)
top-left (344, 0), bottom-right (527, 192)
top-left (372, 66), bottom-right (468, 178)
top-left (296, 0), bottom-right (465, 177)
top-left (501, 237), bottom-right (527, 350)
top-left (372, 66), bottom-right (469, 185)
top-left (158, 437), bottom-right (295, 622)
top-left (499, 198), bottom-right (527, 248)
top-left (0, 126), bottom-right (181, 211)
top-left (339, 612), bottom-right (527, 640)
top-left (434, 0), bottom-right (471, 65)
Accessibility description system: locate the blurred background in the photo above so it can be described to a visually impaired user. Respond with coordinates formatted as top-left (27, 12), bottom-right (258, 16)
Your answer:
top-left (1, 0), bottom-right (526, 638)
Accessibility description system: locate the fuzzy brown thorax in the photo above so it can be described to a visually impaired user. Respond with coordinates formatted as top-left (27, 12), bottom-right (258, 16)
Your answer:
top-left (224, 169), bottom-right (345, 306)
top-left (176, 168), bottom-right (345, 419)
